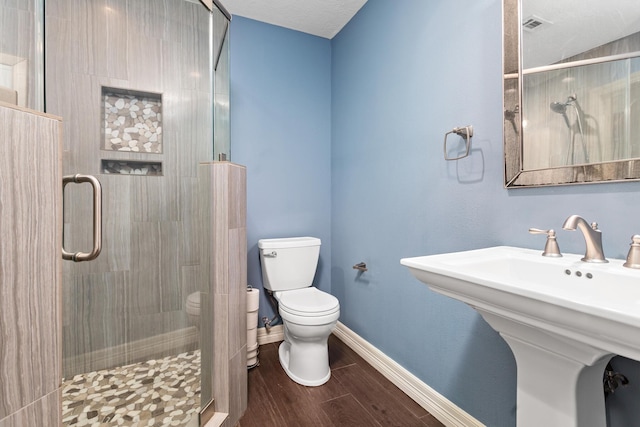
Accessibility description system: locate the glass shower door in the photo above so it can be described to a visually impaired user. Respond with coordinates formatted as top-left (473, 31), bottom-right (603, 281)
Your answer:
top-left (0, 0), bottom-right (45, 111)
top-left (46, 0), bottom-right (215, 425)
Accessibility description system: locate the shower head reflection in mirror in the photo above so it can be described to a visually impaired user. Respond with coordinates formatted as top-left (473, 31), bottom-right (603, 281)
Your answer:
top-left (549, 94), bottom-right (591, 165)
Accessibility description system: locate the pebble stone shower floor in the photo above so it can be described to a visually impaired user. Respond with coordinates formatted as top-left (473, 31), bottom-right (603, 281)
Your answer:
top-left (62, 350), bottom-right (201, 426)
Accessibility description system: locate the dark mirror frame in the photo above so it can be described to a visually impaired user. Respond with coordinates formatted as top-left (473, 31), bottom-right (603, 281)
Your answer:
top-left (503, 0), bottom-right (640, 188)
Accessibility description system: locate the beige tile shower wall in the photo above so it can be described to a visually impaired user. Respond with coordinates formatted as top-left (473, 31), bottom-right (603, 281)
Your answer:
top-left (45, 0), bottom-right (213, 377)
top-left (199, 162), bottom-right (248, 426)
top-left (0, 104), bottom-right (62, 426)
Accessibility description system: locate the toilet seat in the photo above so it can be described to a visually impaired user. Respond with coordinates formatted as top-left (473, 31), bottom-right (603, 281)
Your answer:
top-left (275, 287), bottom-right (339, 317)
top-left (186, 292), bottom-right (200, 316)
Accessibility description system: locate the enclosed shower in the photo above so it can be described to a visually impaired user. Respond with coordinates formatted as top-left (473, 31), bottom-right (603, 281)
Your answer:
top-left (41, 0), bottom-right (229, 425)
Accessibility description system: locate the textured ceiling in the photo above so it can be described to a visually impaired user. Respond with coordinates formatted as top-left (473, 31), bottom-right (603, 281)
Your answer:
top-left (523, 0), bottom-right (640, 68)
top-left (222, 0), bottom-right (368, 39)
top-left (221, 0), bottom-right (639, 62)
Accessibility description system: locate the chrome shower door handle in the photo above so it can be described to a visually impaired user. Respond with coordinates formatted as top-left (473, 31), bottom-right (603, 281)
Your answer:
top-left (62, 174), bottom-right (102, 262)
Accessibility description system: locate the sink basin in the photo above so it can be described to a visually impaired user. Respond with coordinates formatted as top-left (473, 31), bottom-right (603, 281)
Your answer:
top-left (401, 246), bottom-right (640, 427)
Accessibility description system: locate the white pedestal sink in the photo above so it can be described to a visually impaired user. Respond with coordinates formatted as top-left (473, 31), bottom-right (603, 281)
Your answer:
top-left (401, 246), bottom-right (640, 427)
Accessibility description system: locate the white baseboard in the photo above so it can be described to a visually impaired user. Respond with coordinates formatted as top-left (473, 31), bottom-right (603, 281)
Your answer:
top-left (203, 412), bottom-right (228, 427)
top-left (257, 324), bottom-right (284, 345)
top-left (333, 321), bottom-right (484, 427)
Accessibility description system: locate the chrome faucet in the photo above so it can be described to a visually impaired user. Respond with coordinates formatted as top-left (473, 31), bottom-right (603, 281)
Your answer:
top-left (562, 215), bottom-right (608, 263)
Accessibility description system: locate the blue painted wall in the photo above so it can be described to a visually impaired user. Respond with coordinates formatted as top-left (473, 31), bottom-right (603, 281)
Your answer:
top-left (231, 2), bottom-right (640, 426)
top-left (230, 17), bottom-right (332, 323)
top-left (331, 2), bottom-right (516, 425)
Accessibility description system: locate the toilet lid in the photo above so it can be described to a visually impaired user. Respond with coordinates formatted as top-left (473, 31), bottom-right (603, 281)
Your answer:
top-left (277, 287), bottom-right (339, 317)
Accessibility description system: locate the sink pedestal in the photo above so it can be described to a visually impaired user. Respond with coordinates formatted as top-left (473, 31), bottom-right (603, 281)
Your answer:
top-left (402, 247), bottom-right (640, 427)
top-left (481, 311), bottom-right (612, 427)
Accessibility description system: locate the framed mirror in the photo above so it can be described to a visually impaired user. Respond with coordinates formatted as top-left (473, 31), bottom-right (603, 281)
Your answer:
top-left (503, 0), bottom-right (640, 187)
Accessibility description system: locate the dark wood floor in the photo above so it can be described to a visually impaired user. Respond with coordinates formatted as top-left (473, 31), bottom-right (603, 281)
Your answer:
top-left (237, 335), bottom-right (445, 427)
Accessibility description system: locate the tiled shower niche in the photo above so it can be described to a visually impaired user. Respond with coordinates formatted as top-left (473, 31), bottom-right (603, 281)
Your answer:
top-left (102, 87), bottom-right (163, 153)
top-left (101, 160), bottom-right (162, 176)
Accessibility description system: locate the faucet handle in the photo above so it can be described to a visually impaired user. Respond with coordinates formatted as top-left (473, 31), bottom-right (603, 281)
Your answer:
top-left (529, 228), bottom-right (550, 234)
top-left (623, 235), bottom-right (640, 269)
top-left (529, 228), bottom-right (562, 257)
top-left (591, 222), bottom-right (600, 231)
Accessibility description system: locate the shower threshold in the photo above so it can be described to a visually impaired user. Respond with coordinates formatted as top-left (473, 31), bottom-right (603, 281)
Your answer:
top-left (62, 350), bottom-right (201, 426)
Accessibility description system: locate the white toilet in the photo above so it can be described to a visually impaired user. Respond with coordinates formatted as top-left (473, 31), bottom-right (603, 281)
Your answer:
top-left (186, 291), bottom-right (201, 330)
top-left (258, 237), bottom-right (340, 386)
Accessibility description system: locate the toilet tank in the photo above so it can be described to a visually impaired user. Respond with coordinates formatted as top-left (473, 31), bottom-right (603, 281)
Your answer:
top-left (258, 237), bottom-right (321, 292)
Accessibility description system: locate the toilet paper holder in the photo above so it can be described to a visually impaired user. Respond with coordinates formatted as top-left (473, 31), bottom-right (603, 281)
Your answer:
top-left (353, 262), bottom-right (368, 272)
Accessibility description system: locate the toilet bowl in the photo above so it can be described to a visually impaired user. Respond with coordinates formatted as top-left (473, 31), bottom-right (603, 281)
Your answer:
top-left (276, 287), bottom-right (340, 386)
top-left (186, 291), bottom-right (201, 330)
top-left (258, 237), bottom-right (340, 386)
